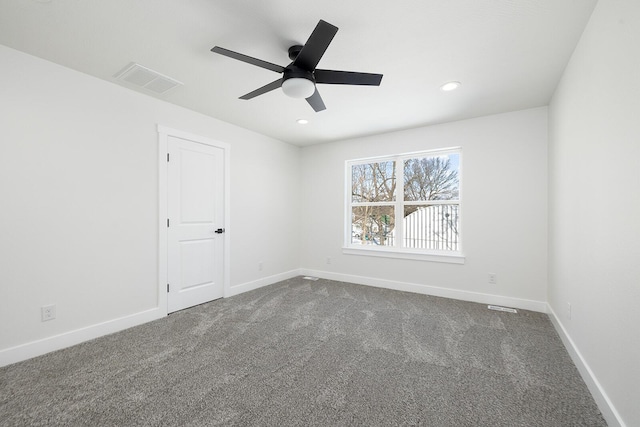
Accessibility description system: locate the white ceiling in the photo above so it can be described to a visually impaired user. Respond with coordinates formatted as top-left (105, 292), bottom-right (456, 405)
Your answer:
top-left (0, 0), bottom-right (597, 146)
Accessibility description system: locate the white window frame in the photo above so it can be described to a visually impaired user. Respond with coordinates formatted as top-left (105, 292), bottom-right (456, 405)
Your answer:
top-left (343, 147), bottom-right (464, 264)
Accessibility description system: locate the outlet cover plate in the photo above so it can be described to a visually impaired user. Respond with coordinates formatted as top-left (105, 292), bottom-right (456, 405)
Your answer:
top-left (41, 305), bottom-right (56, 321)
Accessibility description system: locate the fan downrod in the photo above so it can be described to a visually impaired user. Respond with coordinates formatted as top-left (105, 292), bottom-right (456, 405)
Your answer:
top-left (288, 45), bottom-right (304, 61)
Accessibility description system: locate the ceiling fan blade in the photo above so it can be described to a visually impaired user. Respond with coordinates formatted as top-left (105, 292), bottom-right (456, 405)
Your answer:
top-left (239, 79), bottom-right (283, 100)
top-left (293, 20), bottom-right (338, 71)
top-left (306, 88), bottom-right (326, 112)
top-left (314, 69), bottom-right (383, 86)
top-left (211, 46), bottom-right (285, 73)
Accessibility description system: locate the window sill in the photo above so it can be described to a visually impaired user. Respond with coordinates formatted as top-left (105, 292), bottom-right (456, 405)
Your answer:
top-left (342, 246), bottom-right (465, 264)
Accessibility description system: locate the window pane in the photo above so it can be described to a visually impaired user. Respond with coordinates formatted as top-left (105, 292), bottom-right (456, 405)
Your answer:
top-left (403, 204), bottom-right (459, 251)
top-left (352, 161), bottom-right (396, 203)
top-left (404, 153), bottom-right (459, 201)
top-left (351, 205), bottom-right (395, 246)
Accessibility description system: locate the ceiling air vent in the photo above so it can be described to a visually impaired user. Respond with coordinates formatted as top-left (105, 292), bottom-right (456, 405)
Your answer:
top-left (114, 63), bottom-right (183, 95)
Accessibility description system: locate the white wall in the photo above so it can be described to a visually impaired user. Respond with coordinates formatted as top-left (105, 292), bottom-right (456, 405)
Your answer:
top-left (299, 107), bottom-right (548, 310)
top-left (0, 45), bottom-right (300, 363)
top-left (548, 0), bottom-right (640, 425)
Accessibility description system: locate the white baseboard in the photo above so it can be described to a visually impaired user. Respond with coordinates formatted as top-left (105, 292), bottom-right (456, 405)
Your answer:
top-left (300, 269), bottom-right (547, 313)
top-left (547, 304), bottom-right (625, 427)
top-left (225, 269), bottom-right (302, 298)
top-left (0, 307), bottom-right (165, 368)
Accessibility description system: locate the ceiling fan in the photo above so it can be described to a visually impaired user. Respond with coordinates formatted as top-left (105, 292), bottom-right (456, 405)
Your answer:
top-left (211, 19), bottom-right (383, 112)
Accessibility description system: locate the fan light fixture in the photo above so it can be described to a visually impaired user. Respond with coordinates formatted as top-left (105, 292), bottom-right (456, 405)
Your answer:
top-left (282, 78), bottom-right (315, 99)
top-left (211, 19), bottom-right (383, 112)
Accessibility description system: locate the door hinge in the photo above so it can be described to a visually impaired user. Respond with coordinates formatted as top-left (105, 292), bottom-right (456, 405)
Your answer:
top-left (167, 218), bottom-right (170, 227)
top-left (167, 153), bottom-right (170, 162)
top-left (167, 284), bottom-right (170, 293)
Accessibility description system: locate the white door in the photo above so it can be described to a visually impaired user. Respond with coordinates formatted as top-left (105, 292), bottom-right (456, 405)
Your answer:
top-left (167, 135), bottom-right (225, 313)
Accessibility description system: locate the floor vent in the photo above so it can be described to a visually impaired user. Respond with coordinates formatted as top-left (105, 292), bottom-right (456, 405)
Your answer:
top-left (488, 305), bottom-right (518, 314)
top-left (114, 62), bottom-right (183, 94)
top-left (303, 276), bottom-right (319, 281)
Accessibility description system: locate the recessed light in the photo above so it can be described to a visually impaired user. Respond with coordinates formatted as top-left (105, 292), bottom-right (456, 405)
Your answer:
top-left (440, 81), bottom-right (461, 91)
top-left (296, 119), bottom-right (309, 125)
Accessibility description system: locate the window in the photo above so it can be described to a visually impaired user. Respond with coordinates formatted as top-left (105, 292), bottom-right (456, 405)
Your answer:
top-left (345, 148), bottom-right (462, 262)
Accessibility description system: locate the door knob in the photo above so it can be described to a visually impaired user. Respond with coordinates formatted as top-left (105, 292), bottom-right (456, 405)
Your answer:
top-left (214, 228), bottom-right (225, 234)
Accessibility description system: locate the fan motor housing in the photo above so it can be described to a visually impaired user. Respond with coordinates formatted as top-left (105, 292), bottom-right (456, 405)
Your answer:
top-left (283, 66), bottom-right (315, 84)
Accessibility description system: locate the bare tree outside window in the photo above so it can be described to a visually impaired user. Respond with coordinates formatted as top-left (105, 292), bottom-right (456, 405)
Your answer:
top-left (351, 161), bottom-right (396, 202)
top-left (403, 155), bottom-right (460, 250)
top-left (404, 156), bottom-right (459, 202)
top-left (351, 161), bottom-right (395, 246)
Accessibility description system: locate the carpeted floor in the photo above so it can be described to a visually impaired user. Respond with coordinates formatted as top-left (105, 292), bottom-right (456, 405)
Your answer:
top-left (0, 277), bottom-right (606, 426)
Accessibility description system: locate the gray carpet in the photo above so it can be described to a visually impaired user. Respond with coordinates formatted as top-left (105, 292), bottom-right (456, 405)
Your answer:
top-left (1, 277), bottom-right (606, 426)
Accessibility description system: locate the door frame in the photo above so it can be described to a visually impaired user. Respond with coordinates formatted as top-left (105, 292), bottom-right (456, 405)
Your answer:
top-left (157, 125), bottom-right (230, 314)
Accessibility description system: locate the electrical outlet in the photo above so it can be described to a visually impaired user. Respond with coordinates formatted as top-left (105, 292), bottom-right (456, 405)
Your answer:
top-left (326, 257), bottom-right (332, 265)
top-left (258, 261), bottom-right (263, 271)
top-left (488, 273), bottom-right (497, 284)
top-left (567, 302), bottom-right (572, 320)
top-left (41, 305), bottom-right (56, 322)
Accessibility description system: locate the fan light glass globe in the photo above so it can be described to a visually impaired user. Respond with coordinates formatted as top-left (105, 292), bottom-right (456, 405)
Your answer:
top-left (282, 78), bottom-right (315, 99)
